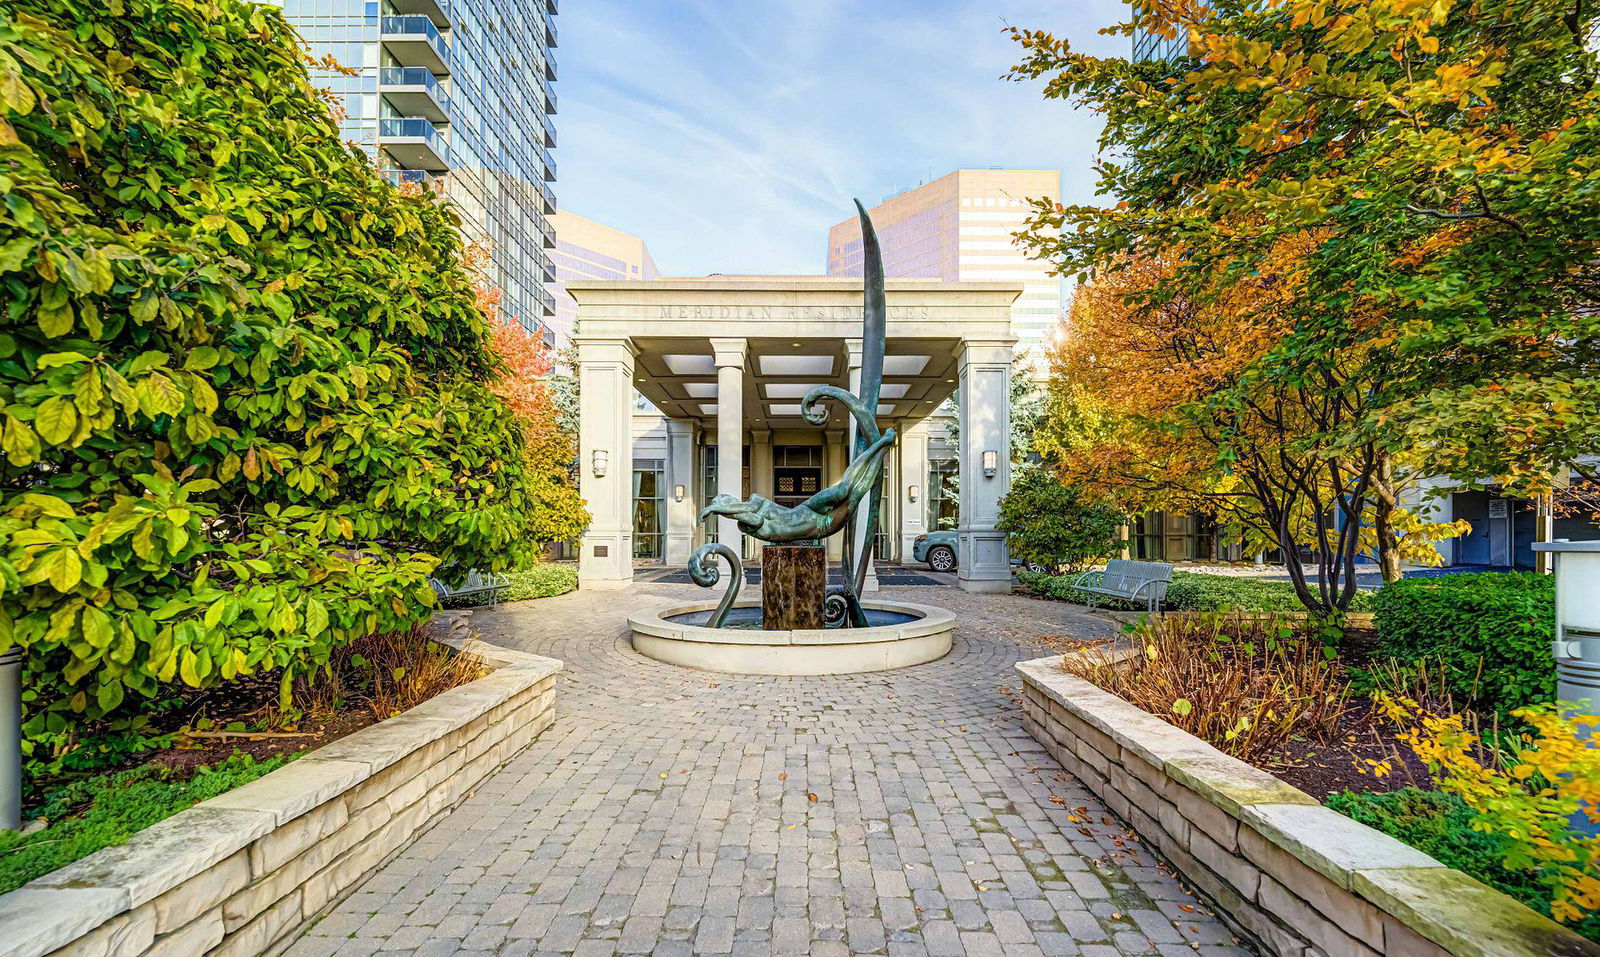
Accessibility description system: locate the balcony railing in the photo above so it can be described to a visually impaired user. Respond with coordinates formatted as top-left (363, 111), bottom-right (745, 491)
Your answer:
top-left (379, 117), bottom-right (441, 143)
top-left (536, 179), bottom-right (556, 214)
top-left (383, 168), bottom-right (431, 186)
top-left (379, 66), bottom-right (450, 122)
top-left (378, 117), bottom-right (450, 171)
top-left (380, 16), bottom-right (450, 73)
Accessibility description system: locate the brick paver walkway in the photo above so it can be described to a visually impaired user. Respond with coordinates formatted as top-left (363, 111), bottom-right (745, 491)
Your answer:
top-left (288, 582), bottom-right (1250, 957)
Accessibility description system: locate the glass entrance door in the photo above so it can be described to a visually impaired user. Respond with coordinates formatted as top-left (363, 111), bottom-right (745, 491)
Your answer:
top-left (773, 446), bottom-right (823, 510)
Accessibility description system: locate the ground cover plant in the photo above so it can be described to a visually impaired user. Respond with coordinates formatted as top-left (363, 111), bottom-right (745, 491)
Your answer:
top-left (0, 752), bottom-right (288, 894)
top-left (8, 626), bottom-right (483, 890)
top-left (0, 0), bottom-right (583, 764)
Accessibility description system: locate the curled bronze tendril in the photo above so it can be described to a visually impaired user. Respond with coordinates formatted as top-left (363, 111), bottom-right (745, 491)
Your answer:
top-left (688, 543), bottom-right (742, 629)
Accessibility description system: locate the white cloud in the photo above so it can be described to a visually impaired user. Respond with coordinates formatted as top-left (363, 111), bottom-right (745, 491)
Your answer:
top-left (553, 0), bottom-right (1124, 275)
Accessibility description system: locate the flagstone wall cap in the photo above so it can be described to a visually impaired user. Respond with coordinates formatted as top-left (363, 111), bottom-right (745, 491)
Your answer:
top-left (0, 887), bottom-right (130, 957)
top-left (1353, 866), bottom-right (1600, 957)
top-left (31, 805), bottom-right (275, 906)
top-left (1238, 802), bottom-right (1442, 890)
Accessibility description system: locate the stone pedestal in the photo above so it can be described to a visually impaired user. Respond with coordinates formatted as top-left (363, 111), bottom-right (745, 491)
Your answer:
top-left (762, 544), bottom-right (826, 631)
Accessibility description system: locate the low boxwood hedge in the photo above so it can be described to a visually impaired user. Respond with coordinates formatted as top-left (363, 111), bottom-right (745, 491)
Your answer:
top-left (502, 564), bottom-right (579, 601)
top-left (1368, 572), bottom-right (1555, 717)
top-left (1018, 569), bottom-right (1373, 613)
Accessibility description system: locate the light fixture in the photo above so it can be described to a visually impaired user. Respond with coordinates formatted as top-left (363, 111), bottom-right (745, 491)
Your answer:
top-left (674, 484), bottom-right (686, 502)
top-left (982, 450), bottom-right (999, 478)
top-left (909, 484), bottom-right (919, 502)
top-left (592, 449), bottom-right (609, 477)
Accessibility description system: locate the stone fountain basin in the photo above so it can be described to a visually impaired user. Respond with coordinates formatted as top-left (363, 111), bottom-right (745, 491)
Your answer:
top-left (629, 599), bottom-right (956, 675)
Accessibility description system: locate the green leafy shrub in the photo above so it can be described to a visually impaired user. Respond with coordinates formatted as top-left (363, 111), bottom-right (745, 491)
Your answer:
top-left (1, 0), bottom-right (552, 754)
top-left (1018, 569), bottom-right (1372, 613)
top-left (1327, 788), bottom-right (1600, 943)
top-left (996, 466), bottom-right (1124, 572)
top-left (0, 753), bottom-right (289, 894)
top-left (1369, 573), bottom-right (1555, 716)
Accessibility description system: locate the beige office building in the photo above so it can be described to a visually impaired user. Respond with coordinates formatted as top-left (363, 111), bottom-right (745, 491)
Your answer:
top-left (548, 211), bottom-right (660, 346)
top-left (826, 170), bottom-right (1065, 356)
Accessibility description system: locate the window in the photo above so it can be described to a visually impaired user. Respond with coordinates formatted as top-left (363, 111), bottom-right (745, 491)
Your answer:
top-left (633, 458), bottom-right (664, 560)
top-left (701, 447), bottom-right (717, 544)
top-left (929, 459), bottom-right (959, 531)
top-left (1132, 513), bottom-right (1164, 561)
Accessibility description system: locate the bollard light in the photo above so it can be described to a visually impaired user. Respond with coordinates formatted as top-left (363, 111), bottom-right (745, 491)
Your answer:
top-left (0, 646), bottom-right (20, 831)
top-left (1532, 539), bottom-right (1600, 836)
top-left (591, 449), bottom-right (608, 478)
top-left (982, 450), bottom-right (999, 478)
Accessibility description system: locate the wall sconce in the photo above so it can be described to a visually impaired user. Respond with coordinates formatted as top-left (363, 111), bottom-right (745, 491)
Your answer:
top-left (908, 484), bottom-right (919, 502)
top-left (982, 450), bottom-right (999, 478)
top-left (674, 484), bottom-right (686, 502)
top-left (591, 449), bottom-right (609, 478)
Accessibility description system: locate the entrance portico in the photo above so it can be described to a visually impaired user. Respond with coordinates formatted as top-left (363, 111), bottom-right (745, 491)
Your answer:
top-left (569, 277), bottom-right (1019, 593)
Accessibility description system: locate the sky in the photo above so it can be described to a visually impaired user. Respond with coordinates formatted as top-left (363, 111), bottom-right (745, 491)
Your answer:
top-left (552, 0), bottom-right (1128, 277)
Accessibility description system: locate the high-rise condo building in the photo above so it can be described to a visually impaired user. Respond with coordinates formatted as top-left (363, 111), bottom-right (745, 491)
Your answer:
top-left (825, 170), bottom-right (1065, 357)
top-left (549, 212), bottom-right (660, 347)
top-left (272, 0), bottom-right (559, 338)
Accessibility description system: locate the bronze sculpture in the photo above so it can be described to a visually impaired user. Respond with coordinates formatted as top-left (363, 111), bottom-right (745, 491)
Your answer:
top-left (688, 200), bottom-right (893, 628)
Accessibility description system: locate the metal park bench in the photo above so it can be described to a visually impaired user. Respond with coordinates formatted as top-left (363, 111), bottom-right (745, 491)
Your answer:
top-left (1072, 559), bottom-right (1174, 611)
top-left (430, 570), bottom-right (509, 606)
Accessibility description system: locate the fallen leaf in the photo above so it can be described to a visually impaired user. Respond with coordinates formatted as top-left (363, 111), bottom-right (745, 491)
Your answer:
top-left (808, 793), bottom-right (818, 802)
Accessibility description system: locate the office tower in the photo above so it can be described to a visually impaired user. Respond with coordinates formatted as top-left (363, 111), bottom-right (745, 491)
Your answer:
top-left (825, 170), bottom-right (1065, 356)
top-left (274, 0), bottom-right (559, 337)
top-left (548, 212), bottom-right (660, 347)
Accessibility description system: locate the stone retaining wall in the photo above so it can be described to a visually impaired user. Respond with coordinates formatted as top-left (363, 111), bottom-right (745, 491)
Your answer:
top-left (1015, 655), bottom-right (1600, 957)
top-left (3, 621), bottom-right (561, 957)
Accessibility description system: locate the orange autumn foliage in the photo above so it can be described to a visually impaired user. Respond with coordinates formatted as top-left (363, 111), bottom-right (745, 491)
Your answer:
top-left (479, 285), bottom-right (588, 544)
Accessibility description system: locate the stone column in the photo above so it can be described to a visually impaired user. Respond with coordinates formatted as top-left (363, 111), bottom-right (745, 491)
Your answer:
top-left (577, 337), bottom-right (636, 588)
top-left (825, 432), bottom-right (847, 562)
top-left (844, 339), bottom-right (879, 591)
top-left (664, 419), bottom-right (696, 565)
top-left (711, 338), bottom-right (747, 556)
top-left (899, 420), bottom-right (932, 561)
top-left (957, 340), bottom-right (1015, 593)
top-left (749, 427), bottom-right (772, 560)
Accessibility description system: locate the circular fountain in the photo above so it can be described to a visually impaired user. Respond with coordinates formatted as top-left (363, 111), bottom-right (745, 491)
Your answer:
top-left (627, 200), bottom-right (956, 676)
top-left (629, 598), bottom-right (955, 676)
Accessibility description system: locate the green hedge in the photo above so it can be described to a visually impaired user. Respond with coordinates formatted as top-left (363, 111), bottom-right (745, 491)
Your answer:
top-left (446, 564), bottom-right (577, 607)
top-left (1018, 569), bottom-right (1373, 613)
top-left (502, 564), bottom-right (577, 601)
top-left (1369, 572), bottom-right (1555, 716)
top-left (1327, 788), bottom-right (1600, 943)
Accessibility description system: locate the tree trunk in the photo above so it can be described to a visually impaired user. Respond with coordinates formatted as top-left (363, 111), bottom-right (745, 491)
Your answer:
top-left (1371, 454), bottom-right (1404, 583)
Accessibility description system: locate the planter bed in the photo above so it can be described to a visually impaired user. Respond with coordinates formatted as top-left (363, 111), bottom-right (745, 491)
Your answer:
top-left (0, 617), bottom-right (561, 957)
top-left (1015, 653), bottom-right (1600, 957)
